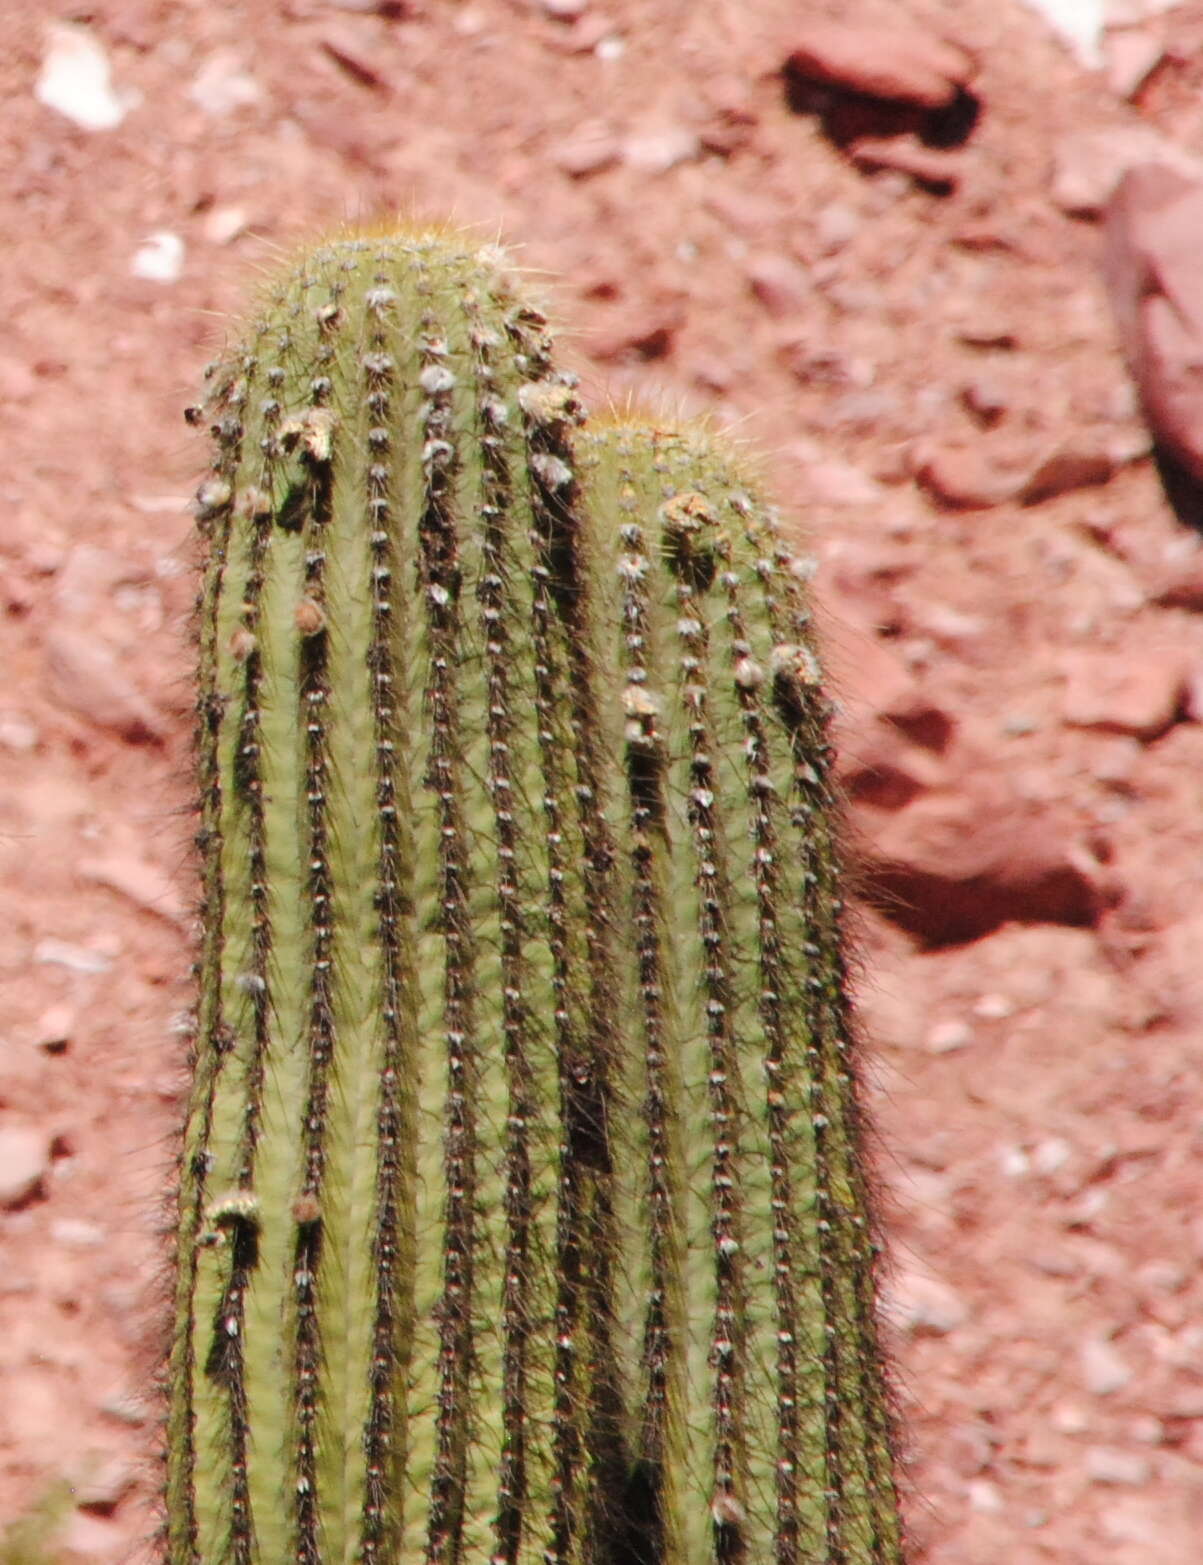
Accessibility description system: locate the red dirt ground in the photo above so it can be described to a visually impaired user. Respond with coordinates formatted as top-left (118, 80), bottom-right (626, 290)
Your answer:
top-left (3, 2), bottom-right (1203, 1560)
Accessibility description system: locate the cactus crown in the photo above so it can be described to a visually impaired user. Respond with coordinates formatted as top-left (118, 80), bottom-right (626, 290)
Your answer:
top-left (170, 228), bottom-right (902, 1565)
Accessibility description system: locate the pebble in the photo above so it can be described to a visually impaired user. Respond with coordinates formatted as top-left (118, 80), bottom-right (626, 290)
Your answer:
top-left (1105, 27), bottom-right (1164, 99)
top-left (320, 33), bottom-right (391, 91)
top-left (1019, 443), bottom-right (1115, 505)
top-left (925, 1019), bottom-right (973, 1054)
top-left (75, 1459), bottom-right (135, 1516)
top-left (34, 1002), bottom-right (74, 1053)
top-left (130, 232), bottom-right (185, 284)
top-left (848, 136), bottom-right (963, 193)
top-left (202, 205), bottom-right (250, 246)
top-left (623, 126), bottom-right (698, 174)
top-left (967, 1479), bottom-right (1003, 1514)
top-left (798, 458), bottom-right (883, 506)
top-left (60, 1511), bottom-right (124, 1564)
top-left (36, 22), bottom-right (138, 131)
top-left (0, 711), bottom-right (39, 751)
top-left (745, 252), bottom-right (811, 317)
top-left (1086, 1446), bottom-right (1152, 1486)
top-left (884, 1267), bottom-right (968, 1335)
top-left (552, 124), bottom-right (621, 178)
top-left (914, 445), bottom-right (1021, 509)
top-left (0, 1127), bottom-right (52, 1210)
top-left (45, 627), bottom-right (164, 744)
top-left (1105, 163), bottom-right (1203, 483)
top-left (1031, 1136), bottom-right (1072, 1175)
top-left (79, 853), bottom-right (189, 929)
top-left (34, 938), bottom-right (113, 975)
top-left (972, 992), bottom-right (1014, 1020)
top-left (1053, 126), bottom-right (1203, 216)
top-left (51, 1219), bottom-right (106, 1248)
top-left (1081, 1334), bottom-right (1134, 1396)
top-left (784, 23), bottom-right (975, 109)
top-left (858, 787), bottom-right (1103, 944)
top-left (1061, 649), bottom-right (1187, 741)
top-left (188, 50), bottom-right (263, 116)
top-left (960, 376), bottom-right (1008, 426)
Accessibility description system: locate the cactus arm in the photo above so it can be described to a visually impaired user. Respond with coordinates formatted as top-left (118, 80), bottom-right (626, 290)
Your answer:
top-left (582, 422), bottom-right (906, 1565)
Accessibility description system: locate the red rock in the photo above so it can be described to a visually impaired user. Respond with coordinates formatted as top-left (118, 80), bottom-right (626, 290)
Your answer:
top-left (856, 784), bottom-right (1104, 946)
top-left (1018, 442), bottom-right (1115, 504)
top-left (883, 1267), bottom-right (968, 1335)
top-left (914, 445), bottom-right (1021, 510)
top-left (745, 252), bottom-right (811, 318)
top-left (1054, 127), bottom-right (1203, 217)
top-left (799, 457), bottom-right (883, 506)
top-left (0, 1126), bottom-right (52, 1209)
top-left (79, 852), bottom-right (190, 928)
top-left (319, 32), bottom-right (391, 91)
top-left (848, 136), bottom-right (963, 192)
top-left (1105, 28), bottom-right (1164, 100)
top-left (588, 302), bottom-right (683, 362)
top-left (1105, 163), bottom-right (1203, 482)
top-left (623, 126), bottom-right (698, 174)
top-left (960, 376), bottom-right (1008, 426)
top-left (784, 24), bottom-right (975, 109)
top-left (1061, 648), bottom-right (1187, 741)
top-left (46, 627), bottom-right (164, 744)
top-left (552, 123), bottom-right (621, 178)
top-left (823, 606), bottom-right (954, 752)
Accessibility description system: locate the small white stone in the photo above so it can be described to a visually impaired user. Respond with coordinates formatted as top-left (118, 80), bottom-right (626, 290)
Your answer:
top-left (36, 23), bottom-right (139, 131)
top-left (967, 1479), bottom-right (1004, 1514)
top-left (0, 1128), bottom-right (52, 1209)
top-left (925, 1019), bottom-right (972, 1055)
top-left (1086, 1446), bottom-right (1151, 1486)
top-left (1032, 1136), bottom-right (1072, 1175)
top-left (132, 232), bottom-right (185, 283)
top-left (1081, 1335), bottom-right (1133, 1396)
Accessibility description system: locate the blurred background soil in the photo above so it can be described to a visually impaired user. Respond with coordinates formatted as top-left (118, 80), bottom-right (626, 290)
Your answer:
top-left (3, 1), bottom-right (1203, 1560)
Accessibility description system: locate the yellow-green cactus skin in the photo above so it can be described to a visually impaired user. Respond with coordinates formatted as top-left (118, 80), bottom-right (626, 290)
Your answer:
top-left (169, 229), bottom-right (903, 1565)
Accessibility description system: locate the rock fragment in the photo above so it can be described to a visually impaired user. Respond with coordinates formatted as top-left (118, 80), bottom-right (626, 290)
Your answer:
top-left (1054, 127), bottom-right (1203, 216)
top-left (1061, 648), bottom-right (1187, 741)
top-left (784, 24), bottom-right (975, 109)
top-left (36, 22), bottom-right (139, 131)
top-left (848, 136), bottom-right (963, 192)
top-left (1081, 1335), bottom-right (1134, 1396)
top-left (914, 445), bottom-right (1021, 510)
top-left (1018, 443), bottom-right (1115, 504)
top-left (1104, 163), bottom-right (1203, 482)
top-left (745, 252), bottom-right (811, 317)
top-left (553, 123), bottom-right (621, 177)
top-left (1086, 1447), bottom-right (1151, 1486)
top-left (857, 788), bottom-right (1104, 945)
top-left (45, 628), bottom-right (164, 744)
top-left (0, 1127), bottom-right (52, 1210)
top-left (884, 1267), bottom-right (968, 1335)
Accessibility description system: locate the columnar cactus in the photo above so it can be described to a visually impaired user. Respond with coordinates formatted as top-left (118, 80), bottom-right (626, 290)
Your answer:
top-left (169, 228), bottom-right (903, 1565)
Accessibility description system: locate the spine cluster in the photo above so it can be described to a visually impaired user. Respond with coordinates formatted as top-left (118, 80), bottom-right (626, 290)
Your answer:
top-left (169, 230), bottom-right (903, 1565)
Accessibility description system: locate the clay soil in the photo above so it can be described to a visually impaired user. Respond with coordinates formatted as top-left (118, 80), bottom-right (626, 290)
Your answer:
top-left (4, 1), bottom-right (1203, 1561)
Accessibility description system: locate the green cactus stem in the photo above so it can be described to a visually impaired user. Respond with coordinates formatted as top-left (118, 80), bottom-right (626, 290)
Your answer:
top-left (170, 227), bottom-right (903, 1565)
top-left (581, 420), bottom-right (904, 1565)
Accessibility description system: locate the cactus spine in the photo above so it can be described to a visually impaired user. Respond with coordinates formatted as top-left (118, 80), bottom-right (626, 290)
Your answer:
top-left (170, 229), bottom-right (903, 1565)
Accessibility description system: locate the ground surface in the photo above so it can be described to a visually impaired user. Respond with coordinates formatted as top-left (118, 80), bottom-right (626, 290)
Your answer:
top-left (3, 1), bottom-right (1203, 1561)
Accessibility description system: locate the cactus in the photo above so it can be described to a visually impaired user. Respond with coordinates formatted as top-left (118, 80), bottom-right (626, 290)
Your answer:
top-left (170, 228), bottom-right (902, 1565)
